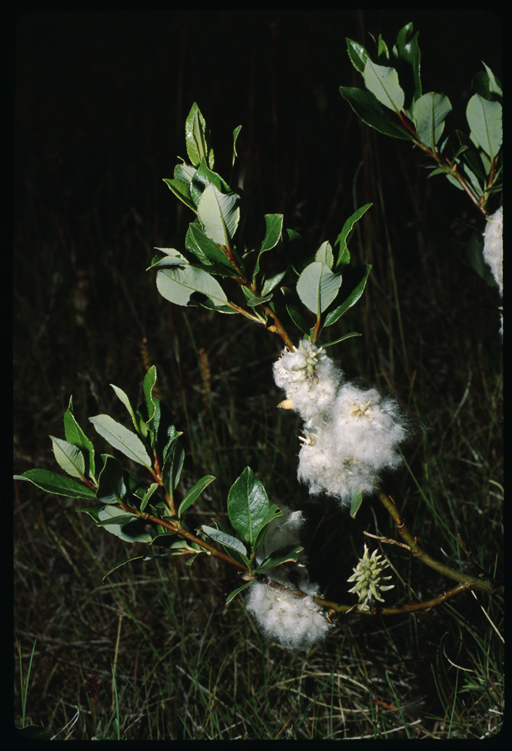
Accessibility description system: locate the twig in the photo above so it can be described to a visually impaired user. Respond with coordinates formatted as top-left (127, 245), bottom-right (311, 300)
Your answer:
top-left (363, 530), bottom-right (410, 551)
top-left (376, 490), bottom-right (503, 596)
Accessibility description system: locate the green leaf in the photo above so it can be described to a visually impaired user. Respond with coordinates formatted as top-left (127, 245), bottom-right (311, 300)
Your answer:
top-left (227, 467), bottom-right (270, 546)
top-left (334, 203), bottom-right (372, 271)
top-left (174, 163), bottom-right (196, 184)
top-left (376, 34), bottom-right (390, 61)
top-left (63, 397), bottom-right (96, 478)
top-left (363, 60), bottom-right (404, 112)
top-left (196, 299), bottom-right (238, 315)
top-left (178, 474), bottom-right (216, 517)
top-left (143, 365), bottom-right (158, 428)
top-left (50, 436), bottom-right (86, 480)
top-left (89, 415), bottom-right (152, 468)
top-left (346, 38), bottom-right (369, 73)
top-left (394, 22), bottom-right (422, 103)
top-left (189, 158), bottom-right (231, 208)
top-left (140, 482), bottom-right (160, 513)
top-left (149, 537), bottom-right (201, 554)
top-left (480, 62), bottom-right (502, 98)
top-left (339, 86), bottom-right (411, 140)
top-left (246, 293), bottom-right (273, 308)
top-left (253, 214), bottom-right (284, 278)
top-left (102, 554), bottom-right (151, 582)
top-left (185, 102), bottom-right (214, 169)
top-left (472, 63), bottom-right (502, 101)
top-left (322, 332), bottom-right (362, 348)
top-left (156, 256), bottom-right (229, 309)
top-left (455, 130), bottom-right (488, 182)
top-left (254, 544), bottom-right (303, 573)
top-left (466, 94), bottom-right (502, 159)
top-left (282, 228), bottom-right (315, 275)
top-left (80, 504), bottom-right (154, 544)
top-left (226, 580), bottom-right (253, 604)
top-left (232, 124), bottom-right (242, 166)
top-left (162, 436), bottom-right (185, 495)
top-left (149, 250), bottom-right (188, 271)
top-left (14, 469), bottom-right (97, 499)
top-left (197, 184), bottom-right (240, 247)
top-left (252, 504), bottom-right (283, 550)
top-left (201, 525), bottom-right (249, 563)
top-left (162, 178), bottom-right (196, 212)
top-left (322, 265), bottom-right (372, 327)
top-left (261, 265), bottom-right (287, 296)
top-left (281, 286), bottom-right (310, 335)
top-left (110, 383), bottom-right (147, 438)
top-left (96, 454), bottom-right (127, 504)
top-left (413, 93), bottom-right (452, 148)
top-left (315, 241), bottom-right (334, 269)
top-left (443, 172), bottom-right (465, 191)
top-left (187, 222), bottom-right (237, 275)
top-left (350, 492), bottom-right (364, 518)
top-left (296, 262), bottom-right (342, 316)
top-left (139, 398), bottom-right (180, 463)
top-left (462, 163), bottom-right (484, 198)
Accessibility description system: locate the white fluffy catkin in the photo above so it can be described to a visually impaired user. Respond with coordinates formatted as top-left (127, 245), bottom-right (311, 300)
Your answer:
top-left (273, 341), bottom-right (343, 421)
top-left (245, 503), bottom-right (330, 650)
top-left (245, 582), bottom-right (330, 651)
top-left (483, 206), bottom-right (503, 297)
top-left (273, 340), bottom-right (409, 508)
top-left (297, 383), bottom-right (409, 507)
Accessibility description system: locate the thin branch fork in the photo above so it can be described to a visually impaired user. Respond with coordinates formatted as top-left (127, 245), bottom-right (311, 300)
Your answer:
top-left (376, 490), bottom-right (503, 596)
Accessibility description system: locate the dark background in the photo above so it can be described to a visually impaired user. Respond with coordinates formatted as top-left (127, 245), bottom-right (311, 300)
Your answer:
top-left (14, 9), bottom-right (502, 440)
top-left (13, 10), bottom-right (503, 739)
top-left (15, 9), bottom-right (502, 239)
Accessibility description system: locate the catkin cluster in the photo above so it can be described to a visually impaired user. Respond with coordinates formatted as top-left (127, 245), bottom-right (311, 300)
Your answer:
top-left (245, 504), bottom-right (331, 651)
top-left (274, 340), bottom-right (409, 507)
top-left (482, 206), bottom-right (503, 336)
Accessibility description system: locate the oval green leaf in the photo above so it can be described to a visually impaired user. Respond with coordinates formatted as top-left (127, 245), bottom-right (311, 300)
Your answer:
top-left (255, 545), bottom-right (304, 573)
top-left (363, 60), bottom-right (404, 112)
top-left (178, 474), bottom-right (216, 517)
top-left (346, 38), bottom-right (369, 73)
top-left (143, 365), bottom-right (158, 427)
top-left (296, 261), bottom-right (342, 315)
top-left (413, 92), bottom-right (452, 148)
top-left (156, 262), bottom-right (229, 309)
top-left (89, 415), bottom-right (152, 468)
top-left (339, 87), bottom-right (411, 140)
top-left (185, 103), bottom-right (214, 169)
top-left (466, 94), bottom-right (502, 159)
top-left (50, 436), bottom-right (86, 480)
top-left (97, 454), bottom-right (127, 504)
top-left (201, 525), bottom-right (249, 562)
top-left (14, 469), bottom-right (97, 499)
top-left (315, 241), bottom-right (334, 269)
top-left (322, 264), bottom-right (372, 327)
top-left (227, 467), bottom-right (270, 545)
top-left (226, 580), bottom-right (253, 604)
top-left (163, 178), bottom-right (196, 212)
top-left (334, 203), bottom-right (372, 271)
top-left (82, 504), bottom-right (154, 544)
top-left (197, 184), bottom-right (240, 247)
top-left (253, 214), bottom-right (284, 278)
top-left (63, 397), bottom-right (96, 477)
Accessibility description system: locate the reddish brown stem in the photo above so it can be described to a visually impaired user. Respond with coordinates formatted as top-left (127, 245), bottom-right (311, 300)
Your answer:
top-left (118, 503), bottom-right (249, 571)
top-left (318, 581), bottom-right (472, 616)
